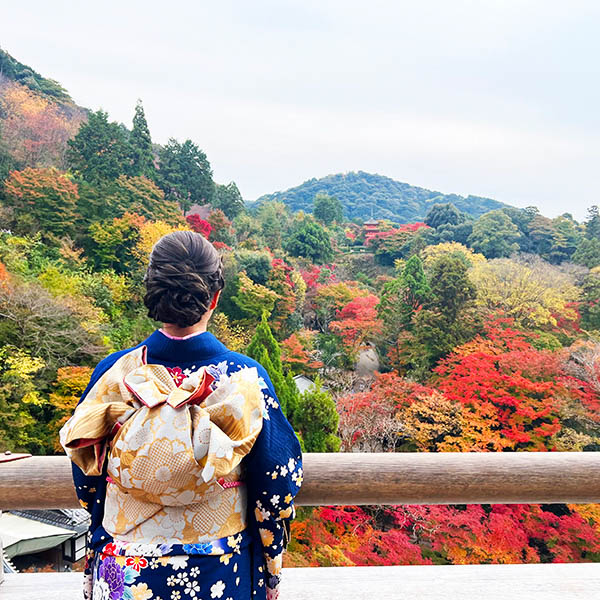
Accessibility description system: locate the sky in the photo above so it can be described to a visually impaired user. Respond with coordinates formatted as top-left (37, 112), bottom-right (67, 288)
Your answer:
top-left (2, 0), bottom-right (600, 218)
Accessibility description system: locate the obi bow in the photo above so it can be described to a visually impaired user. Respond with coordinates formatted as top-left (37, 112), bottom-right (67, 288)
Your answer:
top-left (59, 346), bottom-right (264, 500)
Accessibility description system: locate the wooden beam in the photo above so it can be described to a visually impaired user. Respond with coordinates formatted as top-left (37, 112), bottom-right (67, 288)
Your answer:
top-left (1, 452), bottom-right (600, 511)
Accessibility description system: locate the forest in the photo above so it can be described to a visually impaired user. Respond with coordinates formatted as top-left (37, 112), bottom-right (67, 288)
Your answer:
top-left (254, 170), bottom-right (509, 222)
top-left (2, 49), bottom-right (600, 569)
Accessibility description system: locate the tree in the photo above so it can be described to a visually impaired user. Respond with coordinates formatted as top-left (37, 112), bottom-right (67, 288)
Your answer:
top-left (295, 378), bottom-right (340, 452)
top-left (232, 271), bottom-right (279, 319)
top-left (207, 208), bottom-right (235, 245)
top-left (0, 344), bottom-right (48, 453)
top-left (313, 194), bottom-right (343, 225)
top-left (424, 203), bottom-right (464, 229)
top-left (186, 214), bottom-right (212, 238)
top-left (156, 138), bottom-right (214, 211)
top-left (86, 212), bottom-right (145, 273)
top-left (585, 206), bottom-right (600, 240)
top-left (107, 175), bottom-right (184, 225)
top-left (284, 218), bottom-right (333, 264)
top-left (469, 257), bottom-right (580, 329)
top-left (468, 210), bottom-right (521, 258)
top-left (428, 254), bottom-right (476, 321)
top-left (420, 242), bottom-right (486, 270)
top-left (66, 110), bottom-right (130, 183)
top-left (246, 312), bottom-right (299, 420)
top-left (330, 294), bottom-right (383, 355)
top-left (213, 182), bottom-right (245, 219)
top-left (573, 237), bottom-right (600, 269)
top-left (128, 99), bottom-right (155, 178)
top-left (3, 167), bottom-right (78, 239)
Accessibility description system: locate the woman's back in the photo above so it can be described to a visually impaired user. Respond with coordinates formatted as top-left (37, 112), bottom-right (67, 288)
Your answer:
top-left (60, 231), bottom-right (302, 600)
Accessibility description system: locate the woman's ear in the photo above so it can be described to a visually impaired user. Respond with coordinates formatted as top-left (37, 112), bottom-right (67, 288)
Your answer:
top-left (209, 289), bottom-right (222, 310)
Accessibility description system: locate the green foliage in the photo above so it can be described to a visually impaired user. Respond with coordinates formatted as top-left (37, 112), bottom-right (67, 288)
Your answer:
top-left (573, 238), bottom-right (600, 269)
top-left (246, 313), bottom-right (300, 421)
top-left (468, 210), bottom-right (521, 258)
top-left (234, 249), bottom-right (272, 285)
top-left (580, 268), bottom-right (600, 331)
top-left (67, 110), bottom-right (130, 183)
top-left (0, 48), bottom-right (71, 102)
top-left (295, 378), bottom-right (341, 452)
top-left (128, 100), bottom-right (155, 178)
top-left (156, 138), bottom-right (214, 212)
top-left (424, 203), bottom-right (465, 229)
top-left (231, 272), bottom-right (279, 319)
top-left (213, 182), bottom-right (245, 220)
top-left (585, 206), bottom-right (600, 240)
top-left (284, 218), bottom-right (333, 264)
top-left (255, 171), bottom-right (509, 222)
top-left (379, 254), bottom-right (430, 338)
top-left (313, 194), bottom-right (343, 225)
top-left (428, 254), bottom-right (476, 320)
top-left (247, 311), bottom-right (282, 371)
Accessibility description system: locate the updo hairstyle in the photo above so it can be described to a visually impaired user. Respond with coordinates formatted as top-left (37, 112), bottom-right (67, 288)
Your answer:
top-left (143, 231), bottom-right (225, 328)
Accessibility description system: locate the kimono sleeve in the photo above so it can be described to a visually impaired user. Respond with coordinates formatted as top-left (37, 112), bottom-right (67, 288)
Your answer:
top-left (244, 368), bottom-right (303, 600)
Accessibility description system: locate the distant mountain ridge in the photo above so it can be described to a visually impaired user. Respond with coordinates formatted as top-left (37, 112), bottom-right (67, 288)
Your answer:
top-left (254, 171), bottom-right (511, 223)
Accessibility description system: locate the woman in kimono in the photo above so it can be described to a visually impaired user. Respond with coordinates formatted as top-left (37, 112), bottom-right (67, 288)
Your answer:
top-left (60, 231), bottom-right (303, 600)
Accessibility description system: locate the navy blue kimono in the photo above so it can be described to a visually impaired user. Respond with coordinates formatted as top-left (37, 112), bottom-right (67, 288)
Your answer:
top-left (70, 330), bottom-right (303, 600)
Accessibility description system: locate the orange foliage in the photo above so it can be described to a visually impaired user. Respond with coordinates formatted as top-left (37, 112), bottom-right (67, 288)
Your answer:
top-left (0, 80), bottom-right (84, 168)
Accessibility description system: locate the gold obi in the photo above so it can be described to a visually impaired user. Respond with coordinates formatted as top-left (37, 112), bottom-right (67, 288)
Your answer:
top-left (60, 347), bottom-right (264, 544)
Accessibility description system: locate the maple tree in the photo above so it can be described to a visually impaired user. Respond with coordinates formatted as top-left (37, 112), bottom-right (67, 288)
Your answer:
top-left (3, 167), bottom-right (78, 239)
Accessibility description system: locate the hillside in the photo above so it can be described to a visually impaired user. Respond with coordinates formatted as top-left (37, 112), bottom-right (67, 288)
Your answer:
top-left (254, 171), bottom-right (511, 222)
top-left (0, 48), bottom-right (72, 103)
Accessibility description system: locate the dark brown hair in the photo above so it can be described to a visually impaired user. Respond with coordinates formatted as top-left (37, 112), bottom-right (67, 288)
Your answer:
top-left (143, 231), bottom-right (225, 327)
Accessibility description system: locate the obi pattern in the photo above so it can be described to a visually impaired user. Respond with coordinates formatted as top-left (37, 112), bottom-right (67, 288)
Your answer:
top-left (60, 346), bottom-right (264, 544)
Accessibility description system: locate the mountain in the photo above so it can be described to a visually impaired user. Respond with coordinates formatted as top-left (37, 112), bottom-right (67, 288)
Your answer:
top-left (0, 48), bottom-right (72, 103)
top-left (254, 171), bottom-right (511, 223)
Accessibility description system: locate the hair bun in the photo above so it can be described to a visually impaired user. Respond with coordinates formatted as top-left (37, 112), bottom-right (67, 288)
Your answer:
top-left (143, 231), bottom-right (225, 327)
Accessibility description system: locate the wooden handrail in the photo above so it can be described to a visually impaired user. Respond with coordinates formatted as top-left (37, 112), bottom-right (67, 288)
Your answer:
top-left (1, 452), bottom-right (599, 510)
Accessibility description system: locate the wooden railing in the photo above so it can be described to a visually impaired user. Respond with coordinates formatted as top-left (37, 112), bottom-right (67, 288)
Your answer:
top-left (2, 452), bottom-right (600, 510)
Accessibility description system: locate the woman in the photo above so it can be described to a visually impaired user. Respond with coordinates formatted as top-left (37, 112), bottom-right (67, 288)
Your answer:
top-left (60, 231), bottom-right (302, 600)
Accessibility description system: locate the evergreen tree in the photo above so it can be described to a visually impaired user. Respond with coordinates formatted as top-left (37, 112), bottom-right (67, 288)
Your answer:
top-left (585, 206), bottom-right (600, 240)
top-left (295, 378), bottom-right (341, 452)
top-left (313, 194), bottom-right (343, 226)
top-left (247, 311), bottom-right (282, 371)
top-left (427, 254), bottom-right (476, 320)
top-left (66, 110), bottom-right (129, 183)
top-left (129, 100), bottom-right (155, 178)
top-left (284, 218), bottom-right (333, 264)
top-left (246, 312), bottom-right (300, 422)
top-left (213, 182), bottom-right (245, 220)
top-left (425, 203), bottom-right (463, 229)
top-left (468, 210), bottom-right (521, 258)
top-left (157, 138), bottom-right (215, 212)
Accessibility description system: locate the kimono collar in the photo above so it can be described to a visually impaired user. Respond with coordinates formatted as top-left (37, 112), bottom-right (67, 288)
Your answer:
top-left (143, 329), bottom-right (228, 364)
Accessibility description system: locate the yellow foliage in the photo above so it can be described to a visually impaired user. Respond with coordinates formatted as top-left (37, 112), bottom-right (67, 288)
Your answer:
top-left (209, 312), bottom-right (253, 352)
top-left (421, 242), bottom-right (486, 269)
top-left (469, 258), bottom-right (580, 328)
top-left (133, 220), bottom-right (189, 266)
top-left (397, 391), bottom-right (462, 451)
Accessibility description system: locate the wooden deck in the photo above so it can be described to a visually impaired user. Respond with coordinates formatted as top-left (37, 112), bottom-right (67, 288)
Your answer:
top-left (4, 563), bottom-right (600, 599)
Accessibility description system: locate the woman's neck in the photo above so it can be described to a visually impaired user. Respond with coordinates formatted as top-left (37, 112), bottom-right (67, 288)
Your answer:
top-left (161, 321), bottom-right (207, 339)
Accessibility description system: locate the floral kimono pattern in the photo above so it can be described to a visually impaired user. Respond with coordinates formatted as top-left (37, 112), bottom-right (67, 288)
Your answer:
top-left (62, 330), bottom-right (302, 600)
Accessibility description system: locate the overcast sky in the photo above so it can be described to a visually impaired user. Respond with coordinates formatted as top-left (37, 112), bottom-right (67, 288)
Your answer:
top-left (3, 0), bottom-right (600, 218)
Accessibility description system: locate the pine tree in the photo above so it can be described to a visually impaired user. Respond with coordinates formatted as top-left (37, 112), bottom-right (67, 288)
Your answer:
top-left (247, 311), bottom-right (282, 371)
top-left (129, 100), bottom-right (155, 178)
top-left (246, 312), bottom-right (301, 423)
